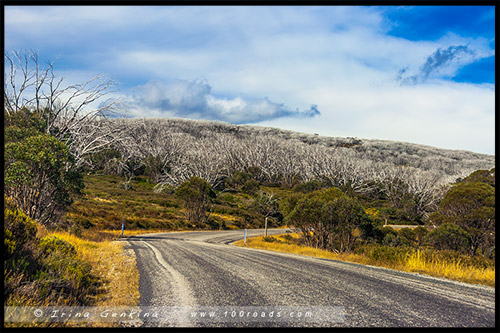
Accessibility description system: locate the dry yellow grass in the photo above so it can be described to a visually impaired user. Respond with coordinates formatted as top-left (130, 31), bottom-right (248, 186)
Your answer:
top-left (235, 233), bottom-right (495, 287)
top-left (49, 231), bottom-right (140, 327)
top-left (77, 228), bottom-right (177, 242)
top-left (93, 197), bottom-right (118, 204)
top-left (51, 231), bottom-right (140, 306)
top-left (403, 250), bottom-right (495, 286)
top-left (234, 234), bottom-right (373, 266)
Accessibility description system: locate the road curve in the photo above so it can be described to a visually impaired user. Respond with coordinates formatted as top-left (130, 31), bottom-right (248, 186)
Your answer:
top-left (124, 229), bottom-right (495, 327)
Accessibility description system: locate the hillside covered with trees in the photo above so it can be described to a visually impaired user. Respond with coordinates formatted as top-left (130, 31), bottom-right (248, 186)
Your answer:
top-left (75, 116), bottom-right (493, 226)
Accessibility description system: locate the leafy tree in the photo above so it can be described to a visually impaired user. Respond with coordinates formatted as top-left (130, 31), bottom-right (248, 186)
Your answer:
top-left (230, 171), bottom-right (251, 187)
top-left (5, 50), bottom-right (118, 168)
top-left (330, 195), bottom-right (371, 252)
top-left (286, 187), bottom-right (369, 252)
top-left (175, 176), bottom-right (215, 226)
top-left (4, 109), bottom-right (84, 226)
top-left (430, 175), bottom-right (495, 256)
top-left (246, 166), bottom-right (264, 183)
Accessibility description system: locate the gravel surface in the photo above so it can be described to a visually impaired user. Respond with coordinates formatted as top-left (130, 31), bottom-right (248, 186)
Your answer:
top-left (124, 229), bottom-right (495, 327)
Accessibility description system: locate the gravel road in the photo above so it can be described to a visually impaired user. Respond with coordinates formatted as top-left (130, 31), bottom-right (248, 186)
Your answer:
top-left (124, 229), bottom-right (495, 327)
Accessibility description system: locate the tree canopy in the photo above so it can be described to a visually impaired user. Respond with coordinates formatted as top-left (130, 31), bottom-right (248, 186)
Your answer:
top-left (430, 168), bottom-right (495, 256)
top-left (4, 108), bottom-right (83, 226)
top-left (286, 187), bottom-right (369, 252)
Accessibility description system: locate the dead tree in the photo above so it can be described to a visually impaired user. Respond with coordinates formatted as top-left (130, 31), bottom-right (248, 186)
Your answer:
top-left (4, 50), bottom-right (121, 167)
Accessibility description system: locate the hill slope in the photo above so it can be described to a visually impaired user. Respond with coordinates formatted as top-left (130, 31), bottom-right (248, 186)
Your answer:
top-left (100, 117), bottom-right (494, 186)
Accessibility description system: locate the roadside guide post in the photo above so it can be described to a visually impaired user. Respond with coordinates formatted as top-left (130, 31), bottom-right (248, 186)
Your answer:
top-left (121, 220), bottom-right (124, 238)
top-left (244, 228), bottom-right (247, 245)
top-left (265, 217), bottom-right (268, 237)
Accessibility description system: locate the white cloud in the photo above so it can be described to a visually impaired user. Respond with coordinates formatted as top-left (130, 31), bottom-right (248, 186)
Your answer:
top-left (117, 79), bottom-right (320, 123)
top-left (5, 6), bottom-right (495, 154)
top-left (256, 81), bottom-right (495, 154)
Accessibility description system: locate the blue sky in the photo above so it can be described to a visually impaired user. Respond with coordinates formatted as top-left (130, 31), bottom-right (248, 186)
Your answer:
top-left (4, 5), bottom-right (495, 154)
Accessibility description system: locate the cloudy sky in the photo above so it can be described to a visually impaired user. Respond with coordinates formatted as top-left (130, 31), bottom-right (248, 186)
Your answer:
top-left (4, 5), bottom-right (495, 154)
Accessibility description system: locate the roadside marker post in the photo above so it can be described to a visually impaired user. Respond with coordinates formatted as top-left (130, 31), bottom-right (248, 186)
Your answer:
top-left (244, 229), bottom-right (247, 245)
top-left (121, 220), bottom-right (124, 238)
top-left (265, 217), bottom-right (268, 237)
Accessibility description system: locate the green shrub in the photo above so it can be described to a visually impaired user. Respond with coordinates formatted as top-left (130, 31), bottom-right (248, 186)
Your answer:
top-left (4, 119), bottom-right (84, 227)
top-left (430, 177), bottom-right (495, 256)
top-left (412, 226), bottom-right (429, 247)
top-left (4, 196), bottom-right (38, 260)
top-left (175, 176), bottom-right (215, 225)
top-left (378, 227), bottom-right (398, 246)
top-left (382, 232), bottom-right (400, 247)
top-left (4, 196), bottom-right (41, 282)
top-left (287, 187), bottom-right (369, 252)
top-left (36, 236), bottom-right (95, 302)
top-left (230, 171), bottom-right (252, 186)
top-left (359, 220), bottom-right (384, 242)
top-left (242, 179), bottom-right (260, 195)
top-left (293, 179), bottom-right (323, 193)
top-left (398, 228), bottom-right (416, 247)
top-left (425, 223), bottom-right (471, 253)
top-left (5, 223), bottom-right (98, 307)
top-left (360, 244), bottom-right (412, 263)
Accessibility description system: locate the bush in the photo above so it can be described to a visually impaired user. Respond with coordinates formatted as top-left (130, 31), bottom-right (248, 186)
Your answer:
top-left (35, 236), bottom-right (95, 304)
top-left (412, 226), bottom-right (429, 247)
top-left (5, 230), bottom-right (98, 307)
top-left (293, 179), bottom-right (323, 193)
top-left (4, 196), bottom-right (38, 260)
top-left (39, 235), bottom-right (77, 257)
top-left (231, 171), bottom-right (252, 186)
top-left (175, 176), bottom-right (215, 225)
top-left (359, 244), bottom-right (411, 263)
top-left (398, 228), bottom-right (416, 247)
top-left (4, 196), bottom-right (40, 283)
top-left (359, 214), bottom-right (384, 242)
top-left (241, 179), bottom-right (260, 195)
top-left (425, 223), bottom-right (471, 253)
top-left (430, 172), bottom-right (495, 255)
top-left (286, 187), bottom-right (370, 252)
top-left (382, 232), bottom-right (400, 247)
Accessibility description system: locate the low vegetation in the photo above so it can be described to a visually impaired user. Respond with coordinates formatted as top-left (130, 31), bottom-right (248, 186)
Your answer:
top-left (4, 197), bottom-right (139, 327)
top-left (65, 173), bottom-right (274, 232)
top-left (234, 233), bottom-right (495, 287)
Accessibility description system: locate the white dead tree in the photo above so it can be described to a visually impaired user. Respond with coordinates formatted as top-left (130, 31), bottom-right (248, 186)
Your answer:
top-left (4, 50), bottom-right (121, 167)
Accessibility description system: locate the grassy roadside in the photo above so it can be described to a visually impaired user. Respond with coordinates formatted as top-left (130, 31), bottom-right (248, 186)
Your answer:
top-left (234, 233), bottom-right (495, 287)
top-left (48, 232), bottom-right (140, 308)
top-left (48, 228), bottom-right (189, 327)
top-left (76, 228), bottom-right (179, 242)
top-left (5, 227), bottom-right (143, 328)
